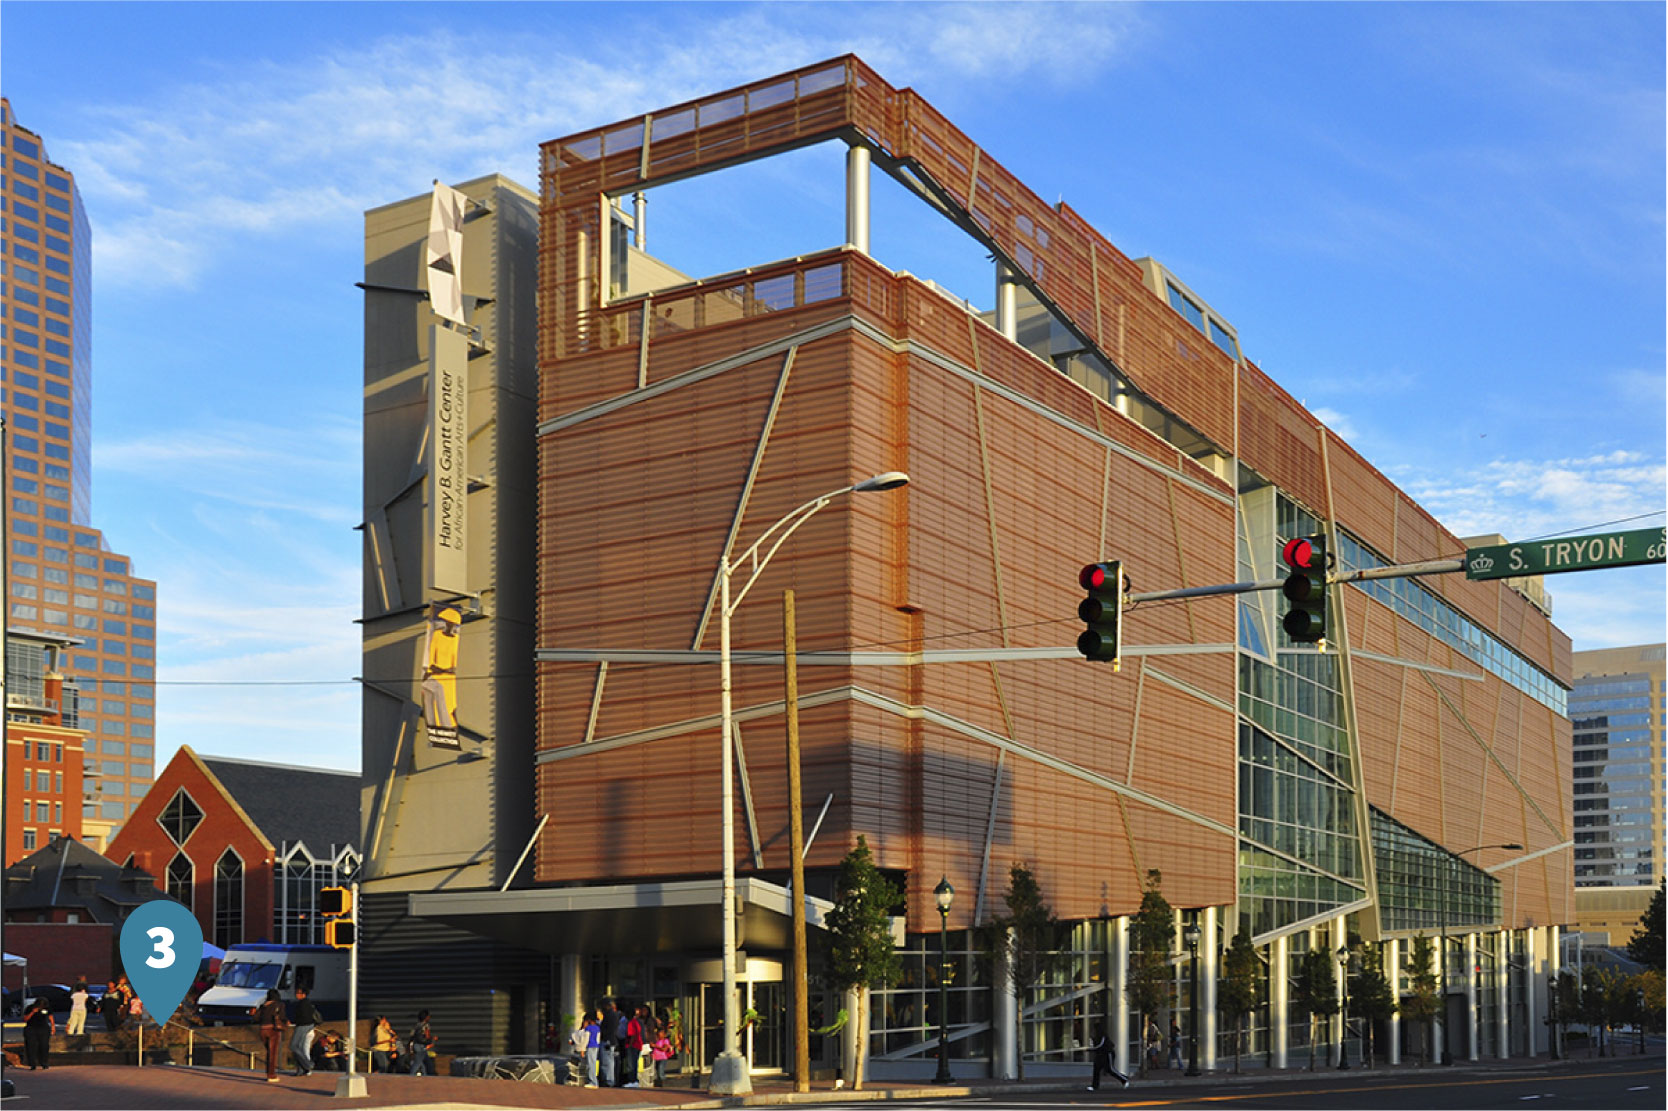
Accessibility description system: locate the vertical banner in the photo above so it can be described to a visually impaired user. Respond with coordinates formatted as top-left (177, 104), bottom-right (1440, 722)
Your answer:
top-left (426, 182), bottom-right (467, 325)
top-left (428, 324), bottom-right (468, 596)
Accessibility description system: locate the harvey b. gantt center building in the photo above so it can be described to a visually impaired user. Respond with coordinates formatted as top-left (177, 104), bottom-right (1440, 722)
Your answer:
top-left (358, 57), bottom-right (1572, 1076)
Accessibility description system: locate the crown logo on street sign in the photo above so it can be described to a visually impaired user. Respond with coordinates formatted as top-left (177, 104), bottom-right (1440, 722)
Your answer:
top-left (1469, 553), bottom-right (1494, 573)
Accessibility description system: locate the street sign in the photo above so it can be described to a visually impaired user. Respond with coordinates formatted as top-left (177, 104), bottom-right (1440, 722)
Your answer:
top-left (1465, 527), bottom-right (1666, 580)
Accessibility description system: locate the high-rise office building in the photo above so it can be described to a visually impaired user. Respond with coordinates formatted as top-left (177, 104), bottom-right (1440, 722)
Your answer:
top-left (1570, 643), bottom-right (1665, 945)
top-left (3, 98), bottom-right (158, 831)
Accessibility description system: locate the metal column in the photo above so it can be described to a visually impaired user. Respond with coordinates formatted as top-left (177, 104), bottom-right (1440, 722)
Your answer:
top-left (845, 145), bottom-right (870, 255)
top-left (995, 263), bottom-right (1019, 340)
top-left (1465, 932), bottom-right (1479, 1061)
top-left (1201, 906), bottom-right (1219, 1071)
top-left (1386, 937), bottom-right (1401, 1065)
top-left (1112, 916), bottom-right (1130, 1077)
top-left (1270, 934), bottom-right (1288, 1069)
top-left (1495, 929), bottom-right (1510, 1058)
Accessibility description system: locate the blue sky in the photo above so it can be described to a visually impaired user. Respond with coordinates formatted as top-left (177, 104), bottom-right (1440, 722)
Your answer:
top-left (4, 1), bottom-right (1662, 774)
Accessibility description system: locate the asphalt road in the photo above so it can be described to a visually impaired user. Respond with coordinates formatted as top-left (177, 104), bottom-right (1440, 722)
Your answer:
top-left (852, 1057), bottom-right (1664, 1111)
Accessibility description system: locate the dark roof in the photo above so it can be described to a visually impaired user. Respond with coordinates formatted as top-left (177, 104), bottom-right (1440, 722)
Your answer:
top-left (199, 756), bottom-right (360, 858)
top-left (3, 836), bottom-right (178, 924)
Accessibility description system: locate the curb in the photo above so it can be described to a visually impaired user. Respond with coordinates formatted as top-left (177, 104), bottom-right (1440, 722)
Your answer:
top-left (675, 1052), bottom-right (1666, 1107)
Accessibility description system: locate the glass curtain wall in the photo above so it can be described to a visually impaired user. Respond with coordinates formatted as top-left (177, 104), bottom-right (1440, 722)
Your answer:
top-left (1235, 486), bottom-right (1367, 941)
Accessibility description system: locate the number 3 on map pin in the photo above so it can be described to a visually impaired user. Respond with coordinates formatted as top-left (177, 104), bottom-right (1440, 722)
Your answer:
top-left (119, 900), bottom-right (204, 1025)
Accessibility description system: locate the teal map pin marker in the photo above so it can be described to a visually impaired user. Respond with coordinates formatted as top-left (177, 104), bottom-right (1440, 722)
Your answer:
top-left (119, 900), bottom-right (204, 1026)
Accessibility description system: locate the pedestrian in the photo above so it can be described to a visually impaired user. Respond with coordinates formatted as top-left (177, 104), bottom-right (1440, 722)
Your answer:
top-left (408, 1009), bottom-right (437, 1076)
top-left (99, 980), bottom-right (125, 1031)
top-left (254, 988), bottom-right (288, 1083)
top-left (1167, 1019), bottom-right (1184, 1070)
top-left (313, 1030), bottom-right (347, 1072)
top-left (371, 1014), bottom-right (399, 1073)
top-left (583, 1009), bottom-right (602, 1087)
top-left (66, 981), bottom-right (89, 1036)
top-left (649, 1021), bottom-right (673, 1088)
top-left (1087, 1024), bottom-right (1130, 1090)
top-left (621, 1002), bottom-right (645, 1087)
top-left (127, 990), bottom-right (146, 1027)
top-left (21, 996), bottom-right (54, 1069)
top-left (598, 998), bottom-right (621, 1086)
top-left (289, 987), bottom-right (320, 1075)
top-left (1144, 1019), bottom-right (1162, 1071)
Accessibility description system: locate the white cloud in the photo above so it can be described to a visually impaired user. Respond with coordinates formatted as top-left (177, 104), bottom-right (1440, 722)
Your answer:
top-left (1309, 407), bottom-right (1359, 442)
top-left (54, 4), bottom-right (1143, 290)
top-left (1395, 450), bottom-right (1666, 547)
top-left (94, 415), bottom-right (360, 526)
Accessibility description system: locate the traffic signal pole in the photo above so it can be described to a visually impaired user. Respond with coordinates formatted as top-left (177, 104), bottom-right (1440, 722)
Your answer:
top-left (334, 882), bottom-right (366, 1098)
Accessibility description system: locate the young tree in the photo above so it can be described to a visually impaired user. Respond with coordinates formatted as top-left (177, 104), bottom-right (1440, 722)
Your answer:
top-left (823, 835), bottom-right (902, 1090)
top-left (1553, 970), bottom-right (1580, 1055)
top-left (1579, 967), bottom-right (1621, 1058)
top-left (1399, 934), bottom-right (1440, 1067)
top-left (989, 862), bottom-right (1069, 1081)
top-left (1627, 881), bottom-right (1665, 971)
top-left (1126, 869), bottom-right (1174, 1077)
top-left (1347, 943), bottom-right (1397, 1068)
top-left (1217, 927), bottom-right (1261, 1074)
top-left (1292, 946), bottom-right (1339, 1071)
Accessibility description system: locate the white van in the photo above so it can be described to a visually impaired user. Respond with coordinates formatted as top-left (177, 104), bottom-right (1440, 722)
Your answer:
top-left (196, 944), bottom-right (350, 1023)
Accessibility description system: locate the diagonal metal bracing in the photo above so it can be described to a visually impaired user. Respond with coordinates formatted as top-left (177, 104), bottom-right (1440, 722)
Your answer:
top-left (537, 684), bottom-right (1238, 842)
top-left (538, 310), bottom-right (1231, 503)
top-left (691, 346), bottom-right (798, 651)
top-left (731, 721), bottom-right (765, 870)
top-left (1422, 672), bottom-right (1561, 839)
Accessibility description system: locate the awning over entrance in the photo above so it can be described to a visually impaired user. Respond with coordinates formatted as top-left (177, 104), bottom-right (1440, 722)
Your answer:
top-left (408, 876), bottom-right (833, 955)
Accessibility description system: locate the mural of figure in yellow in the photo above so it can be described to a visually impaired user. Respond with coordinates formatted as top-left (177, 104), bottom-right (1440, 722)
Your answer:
top-left (421, 606), bottom-right (463, 748)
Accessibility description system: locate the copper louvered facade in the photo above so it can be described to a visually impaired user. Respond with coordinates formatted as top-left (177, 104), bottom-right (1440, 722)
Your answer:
top-left (533, 57), bottom-right (1571, 938)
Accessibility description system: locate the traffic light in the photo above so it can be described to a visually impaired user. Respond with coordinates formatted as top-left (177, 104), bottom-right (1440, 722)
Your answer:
top-left (1076, 560), bottom-right (1125, 668)
top-left (325, 918), bottom-right (357, 950)
top-left (1281, 533), bottom-right (1329, 645)
top-left (320, 885), bottom-right (354, 949)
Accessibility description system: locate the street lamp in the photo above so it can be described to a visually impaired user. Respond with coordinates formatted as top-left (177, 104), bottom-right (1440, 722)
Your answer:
top-left (1438, 842), bottom-right (1521, 1067)
top-left (1337, 943), bottom-right (1352, 1070)
top-left (934, 877), bottom-right (955, 1083)
top-left (710, 471), bottom-right (910, 1096)
top-left (1183, 920), bottom-right (1201, 1076)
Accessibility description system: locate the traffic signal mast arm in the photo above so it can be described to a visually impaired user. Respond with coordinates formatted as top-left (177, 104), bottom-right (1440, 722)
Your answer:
top-left (1124, 555), bottom-right (1465, 606)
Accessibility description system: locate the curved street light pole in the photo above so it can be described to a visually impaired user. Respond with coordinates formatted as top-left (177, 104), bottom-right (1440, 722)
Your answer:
top-left (1438, 842), bottom-right (1522, 1067)
top-left (710, 473), bottom-right (909, 1097)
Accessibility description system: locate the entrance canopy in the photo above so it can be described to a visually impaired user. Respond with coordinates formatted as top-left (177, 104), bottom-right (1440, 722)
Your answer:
top-left (408, 876), bottom-right (832, 955)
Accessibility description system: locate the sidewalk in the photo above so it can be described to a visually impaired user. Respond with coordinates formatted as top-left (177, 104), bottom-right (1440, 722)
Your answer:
top-left (0, 1050), bottom-right (1656, 1110)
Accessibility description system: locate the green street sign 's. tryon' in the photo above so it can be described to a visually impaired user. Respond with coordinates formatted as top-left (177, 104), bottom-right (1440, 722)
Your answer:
top-left (1465, 527), bottom-right (1666, 580)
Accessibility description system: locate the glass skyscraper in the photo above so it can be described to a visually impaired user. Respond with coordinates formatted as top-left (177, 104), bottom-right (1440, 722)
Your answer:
top-left (3, 98), bottom-right (158, 833)
top-left (1570, 643), bottom-right (1665, 945)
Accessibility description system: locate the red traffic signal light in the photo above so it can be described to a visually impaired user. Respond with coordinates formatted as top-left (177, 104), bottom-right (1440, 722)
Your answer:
top-left (1281, 533), bottom-right (1329, 644)
top-left (1076, 561), bottom-right (1125, 667)
top-left (1282, 536), bottom-right (1321, 571)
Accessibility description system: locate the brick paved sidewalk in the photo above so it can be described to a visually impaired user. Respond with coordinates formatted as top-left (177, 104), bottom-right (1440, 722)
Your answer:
top-left (0, 1063), bottom-right (719, 1110)
top-left (2, 1052), bottom-right (1654, 1110)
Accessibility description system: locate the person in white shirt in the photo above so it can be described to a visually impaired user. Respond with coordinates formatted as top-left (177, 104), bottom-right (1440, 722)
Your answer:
top-left (66, 982), bottom-right (90, 1036)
